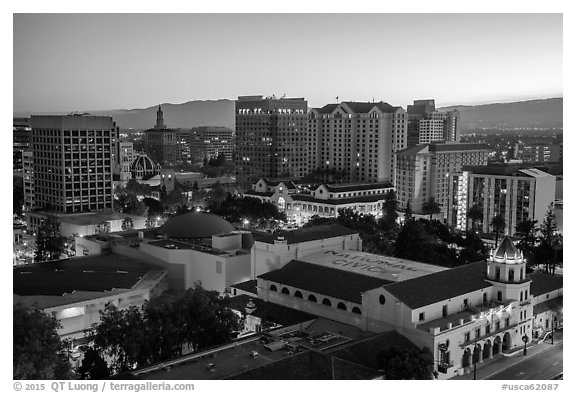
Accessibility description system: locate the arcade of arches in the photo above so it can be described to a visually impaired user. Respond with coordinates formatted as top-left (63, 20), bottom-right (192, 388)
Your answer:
top-left (460, 332), bottom-right (511, 369)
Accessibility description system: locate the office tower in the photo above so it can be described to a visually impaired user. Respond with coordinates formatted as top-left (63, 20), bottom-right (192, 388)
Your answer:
top-left (144, 106), bottom-right (177, 167)
top-left (115, 140), bottom-right (135, 181)
top-left (13, 117), bottom-right (31, 171)
top-left (22, 150), bottom-right (34, 212)
top-left (395, 143), bottom-right (489, 215)
top-left (407, 99), bottom-right (460, 146)
top-left (187, 126), bottom-right (235, 164)
top-left (519, 141), bottom-right (561, 164)
top-left (236, 95), bottom-right (308, 183)
top-left (30, 114), bottom-right (115, 213)
top-left (309, 101), bottom-right (407, 183)
top-left (447, 165), bottom-right (556, 235)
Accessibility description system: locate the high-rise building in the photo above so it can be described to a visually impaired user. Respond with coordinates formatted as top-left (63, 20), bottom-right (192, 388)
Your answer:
top-left (186, 126), bottom-right (235, 164)
top-left (309, 101), bottom-right (407, 183)
top-left (22, 150), bottom-right (34, 212)
top-left (13, 117), bottom-right (32, 171)
top-left (115, 140), bottom-right (135, 182)
top-left (447, 165), bottom-right (556, 235)
top-left (407, 100), bottom-right (460, 146)
top-left (144, 106), bottom-right (178, 167)
top-left (30, 114), bottom-right (115, 214)
top-left (395, 143), bottom-right (489, 215)
top-left (236, 95), bottom-right (308, 183)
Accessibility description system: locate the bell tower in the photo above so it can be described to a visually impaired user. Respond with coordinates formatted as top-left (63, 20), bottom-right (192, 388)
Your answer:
top-left (154, 105), bottom-right (165, 129)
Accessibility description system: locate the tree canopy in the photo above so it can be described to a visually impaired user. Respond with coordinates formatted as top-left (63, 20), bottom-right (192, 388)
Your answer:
top-left (377, 346), bottom-right (434, 380)
top-left (13, 303), bottom-right (72, 380)
top-left (34, 215), bottom-right (66, 263)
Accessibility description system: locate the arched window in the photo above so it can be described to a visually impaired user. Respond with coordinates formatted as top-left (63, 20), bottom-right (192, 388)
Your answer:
top-left (281, 287), bottom-right (290, 295)
top-left (520, 267), bottom-right (524, 280)
top-left (337, 302), bottom-right (347, 311)
top-left (278, 197), bottom-right (286, 210)
top-left (308, 294), bottom-right (317, 303)
top-left (294, 291), bottom-right (303, 298)
top-left (322, 298), bottom-right (332, 307)
top-left (270, 284), bottom-right (277, 292)
top-left (352, 307), bottom-right (361, 315)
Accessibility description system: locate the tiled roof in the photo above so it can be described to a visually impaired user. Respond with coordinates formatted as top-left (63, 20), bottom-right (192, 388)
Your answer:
top-left (323, 182), bottom-right (393, 193)
top-left (429, 143), bottom-right (489, 152)
top-left (343, 101), bottom-right (399, 114)
top-left (292, 194), bottom-right (386, 205)
top-left (384, 261), bottom-right (492, 309)
top-left (527, 271), bottom-right (563, 296)
top-left (533, 296), bottom-right (562, 315)
top-left (494, 237), bottom-right (519, 259)
top-left (258, 260), bottom-right (392, 303)
top-left (315, 104), bottom-right (339, 114)
top-left (244, 190), bottom-right (274, 197)
top-left (230, 279), bottom-right (258, 295)
top-left (255, 224), bottom-right (358, 245)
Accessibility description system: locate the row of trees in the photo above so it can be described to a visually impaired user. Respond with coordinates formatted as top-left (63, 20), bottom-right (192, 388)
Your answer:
top-left (79, 286), bottom-right (243, 378)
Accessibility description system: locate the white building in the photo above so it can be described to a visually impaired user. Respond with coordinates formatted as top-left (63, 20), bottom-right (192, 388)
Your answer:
top-left (447, 165), bottom-right (556, 235)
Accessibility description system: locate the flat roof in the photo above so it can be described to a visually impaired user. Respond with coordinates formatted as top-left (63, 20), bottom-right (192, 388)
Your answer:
top-left (59, 212), bottom-right (140, 226)
top-left (13, 254), bottom-right (165, 308)
top-left (299, 249), bottom-right (447, 282)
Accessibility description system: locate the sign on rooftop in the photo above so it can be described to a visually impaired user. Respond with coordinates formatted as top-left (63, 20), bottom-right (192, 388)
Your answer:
top-left (299, 250), bottom-right (447, 282)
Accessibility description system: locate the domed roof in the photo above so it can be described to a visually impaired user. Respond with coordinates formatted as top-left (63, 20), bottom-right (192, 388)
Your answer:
top-left (131, 153), bottom-right (159, 173)
top-left (493, 236), bottom-right (523, 263)
top-left (159, 212), bottom-right (235, 239)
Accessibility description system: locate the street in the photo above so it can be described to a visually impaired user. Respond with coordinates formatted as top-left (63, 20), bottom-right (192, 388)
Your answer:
top-left (486, 343), bottom-right (563, 380)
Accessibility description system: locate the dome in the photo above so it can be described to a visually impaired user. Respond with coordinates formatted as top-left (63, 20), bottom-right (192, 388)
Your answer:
top-left (493, 236), bottom-right (523, 263)
top-left (131, 153), bottom-right (161, 180)
top-left (159, 212), bottom-right (235, 239)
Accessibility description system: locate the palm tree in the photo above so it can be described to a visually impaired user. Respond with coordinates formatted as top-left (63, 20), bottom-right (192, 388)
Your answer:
top-left (466, 204), bottom-right (483, 232)
top-left (422, 197), bottom-right (441, 223)
top-left (491, 214), bottom-right (506, 247)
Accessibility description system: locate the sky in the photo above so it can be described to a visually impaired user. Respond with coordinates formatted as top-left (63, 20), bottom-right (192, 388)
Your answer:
top-left (13, 13), bottom-right (563, 113)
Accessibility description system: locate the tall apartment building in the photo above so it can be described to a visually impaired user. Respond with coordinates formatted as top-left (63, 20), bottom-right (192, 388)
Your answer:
top-left (236, 95), bottom-right (308, 183)
top-left (186, 126), bottom-right (235, 164)
top-left (13, 117), bottom-right (32, 171)
top-left (309, 101), bottom-right (407, 183)
top-left (144, 106), bottom-right (178, 167)
top-left (395, 143), bottom-right (489, 215)
top-left (30, 114), bottom-right (115, 214)
top-left (407, 100), bottom-right (460, 146)
top-left (447, 165), bottom-right (556, 236)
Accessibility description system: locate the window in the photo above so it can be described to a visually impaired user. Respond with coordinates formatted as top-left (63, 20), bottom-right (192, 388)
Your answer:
top-left (322, 298), bottom-right (332, 307)
top-left (281, 287), bottom-right (290, 295)
top-left (483, 293), bottom-right (487, 303)
top-left (497, 291), bottom-right (503, 302)
top-left (379, 295), bottom-right (386, 305)
top-left (496, 321), bottom-right (501, 330)
top-left (463, 298), bottom-right (468, 307)
top-left (269, 285), bottom-right (277, 292)
top-left (495, 267), bottom-right (501, 281)
top-left (419, 312), bottom-right (425, 321)
top-left (308, 294), bottom-right (317, 302)
top-left (505, 318), bottom-right (510, 327)
top-left (465, 332), bottom-right (471, 342)
top-left (442, 305), bottom-right (448, 317)
top-left (294, 291), bottom-right (303, 298)
top-left (508, 269), bottom-right (515, 282)
top-left (476, 328), bottom-right (481, 338)
top-left (352, 307), bottom-right (361, 315)
top-left (337, 302), bottom-right (347, 311)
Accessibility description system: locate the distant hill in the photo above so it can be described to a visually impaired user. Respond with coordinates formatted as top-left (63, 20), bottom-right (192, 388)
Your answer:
top-left (438, 98), bottom-right (562, 131)
top-left (91, 100), bottom-right (235, 130)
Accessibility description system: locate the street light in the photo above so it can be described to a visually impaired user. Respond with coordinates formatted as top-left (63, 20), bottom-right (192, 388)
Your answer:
top-left (522, 334), bottom-right (529, 356)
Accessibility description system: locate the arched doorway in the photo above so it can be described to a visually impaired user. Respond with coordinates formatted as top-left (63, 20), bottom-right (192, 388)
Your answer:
top-left (473, 344), bottom-right (482, 364)
top-left (483, 340), bottom-right (492, 360)
top-left (493, 336), bottom-right (502, 355)
top-left (462, 348), bottom-right (472, 369)
top-left (503, 332), bottom-right (512, 351)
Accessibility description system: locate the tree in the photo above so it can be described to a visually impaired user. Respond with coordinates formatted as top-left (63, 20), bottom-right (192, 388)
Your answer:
top-left (209, 181), bottom-right (228, 211)
top-left (539, 203), bottom-right (558, 248)
top-left (77, 347), bottom-right (110, 380)
top-left (404, 202), bottom-right (413, 223)
top-left (121, 217), bottom-right (134, 231)
top-left (466, 204), bottom-right (483, 232)
top-left (381, 190), bottom-right (399, 229)
top-left (515, 219), bottom-right (538, 264)
top-left (490, 214), bottom-right (506, 247)
top-left (377, 346), bottom-right (434, 380)
top-left (14, 180), bottom-right (24, 216)
top-left (34, 216), bottom-right (65, 263)
top-left (422, 197), bottom-right (441, 223)
top-left (13, 303), bottom-right (72, 379)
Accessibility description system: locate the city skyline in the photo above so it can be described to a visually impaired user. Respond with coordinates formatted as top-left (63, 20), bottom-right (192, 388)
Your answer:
top-left (13, 13), bottom-right (562, 113)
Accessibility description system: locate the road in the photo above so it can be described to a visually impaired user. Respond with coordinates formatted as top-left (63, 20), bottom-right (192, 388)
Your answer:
top-left (486, 343), bottom-right (563, 380)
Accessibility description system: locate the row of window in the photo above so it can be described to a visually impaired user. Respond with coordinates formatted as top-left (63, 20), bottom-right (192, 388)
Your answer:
top-left (269, 284), bottom-right (361, 315)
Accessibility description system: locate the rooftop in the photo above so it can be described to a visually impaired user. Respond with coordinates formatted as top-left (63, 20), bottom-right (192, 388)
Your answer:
top-left (323, 181), bottom-right (393, 193)
top-left (255, 224), bottom-right (358, 245)
top-left (258, 260), bottom-right (392, 304)
top-left (58, 212), bottom-right (141, 226)
top-left (13, 254), bottom-right (164, 309)
top-left (384, 261), bottom-right (492, 309)
top-left (463, 164), bottom-right (557, 178)
top-left (527, 271), bottom-right (563, 296)
top-left (230, 280), bottom-right (258, 295)
top-left (292, 193), bottom-right (387, 205)
top-left (158, 212), bottom-right (235, 239)
top-left (533, 296), bottom-right (563, 315)
top-left (227, 295), bottom-right (316, 327)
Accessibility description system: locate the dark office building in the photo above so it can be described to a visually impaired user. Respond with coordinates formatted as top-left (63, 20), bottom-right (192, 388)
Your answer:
top-left (407, 99), bottom-right (459, 146)
top-left (13, 117), bottom-right (32, 171)
top-left (236, 95), bottom-right (308, 183)
top-left (144, 106), bottom-right (178, 167)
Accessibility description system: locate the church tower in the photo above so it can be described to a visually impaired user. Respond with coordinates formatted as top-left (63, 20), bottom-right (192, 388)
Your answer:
top-left (154, 105), bottom-right (165, 129)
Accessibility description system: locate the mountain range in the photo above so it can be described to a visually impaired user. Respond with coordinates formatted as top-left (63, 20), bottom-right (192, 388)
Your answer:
top-left (15, 97), bottom-right (562, 131)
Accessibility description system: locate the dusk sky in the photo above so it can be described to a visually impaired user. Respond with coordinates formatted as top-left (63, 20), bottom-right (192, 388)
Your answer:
top-left (13, 13), bottom-right (562, 113)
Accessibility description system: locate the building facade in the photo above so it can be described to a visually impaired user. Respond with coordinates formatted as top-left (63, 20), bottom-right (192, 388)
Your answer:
top-left (144, 106), bottom-right (178, 167)
top-left (395, 143), bottom-right (489, 215)
top-left (519, 142), bottom-right (561, 164)
top-left (186, 126), bottom-right (235, 164)
top-left (447, 166), bottom-right (556, 235)
top-left (309, 102), bottom-right (407, 184)
top-left (236, 95), bottom-right (309, 183)
top-left (22, 150), bottom-right (34, 212)
top-left (407, 100), bottom-right (460, 146)
top-left (30, 114), bottom-right (115, 214)
top-left (13, 117), bottom-right (31, 172)
top-left (115, 140), bottom-right (135, 181)
top-left (245, 178), bottom-right (394, 225)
